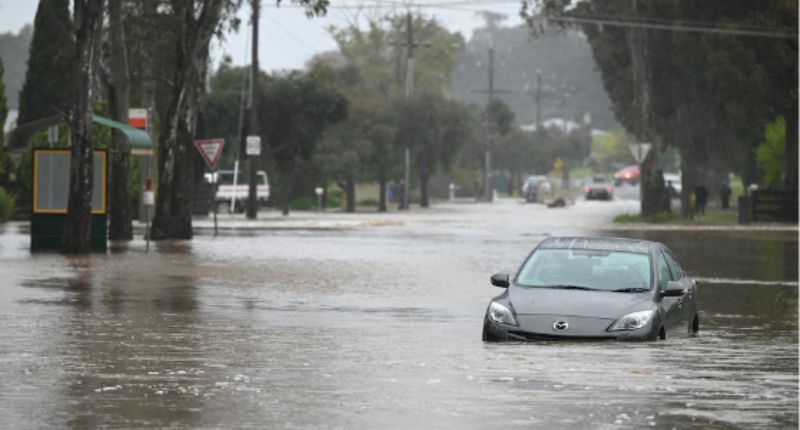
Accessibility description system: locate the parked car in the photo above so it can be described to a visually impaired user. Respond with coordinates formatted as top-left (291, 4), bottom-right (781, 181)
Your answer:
top-left (482, 236), bottom-right (698, 342)
top-left (613, 165), bottom-right (640, 185)
top-left (583, 176), bottom-right (613, 200)
top-left (208, 170), bottom-right (270, 213)
top-left (521, 175), bottom-right (552, 203)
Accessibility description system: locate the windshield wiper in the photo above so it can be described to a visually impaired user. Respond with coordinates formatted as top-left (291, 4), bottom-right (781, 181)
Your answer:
top-left (610, 287), bottom-right (650, 293)
top-left (546, 285), bottom-right (599, 291)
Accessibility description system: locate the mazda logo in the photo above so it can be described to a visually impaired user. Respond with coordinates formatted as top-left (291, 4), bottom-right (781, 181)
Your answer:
top-left (553, 320), bottom-right (569, 331)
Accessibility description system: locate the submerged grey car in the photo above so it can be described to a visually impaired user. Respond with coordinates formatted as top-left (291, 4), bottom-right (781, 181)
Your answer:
top-left (483, 236), bottom-right (698, 342)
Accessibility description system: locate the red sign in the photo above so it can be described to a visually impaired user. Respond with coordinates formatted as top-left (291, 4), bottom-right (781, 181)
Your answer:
top-left (194, 139), bottom-right (225, 169)
top-left (128, 108), bottom-right (148, 130)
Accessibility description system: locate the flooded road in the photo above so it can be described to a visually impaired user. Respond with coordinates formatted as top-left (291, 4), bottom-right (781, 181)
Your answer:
top-left (0, 200), bottom-right (796, 429)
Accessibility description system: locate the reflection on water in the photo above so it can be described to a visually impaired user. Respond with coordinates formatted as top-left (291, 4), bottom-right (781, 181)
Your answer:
top-left (0, 217), bottom-right (796, 428)
top-left (613, 229), bottom-right (798, 282)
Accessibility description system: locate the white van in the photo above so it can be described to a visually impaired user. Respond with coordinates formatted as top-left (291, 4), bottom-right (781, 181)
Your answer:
top-left (207, 170), bottom-right (270, 213)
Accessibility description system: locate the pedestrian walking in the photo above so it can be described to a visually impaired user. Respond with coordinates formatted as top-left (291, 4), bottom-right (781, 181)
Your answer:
top-left (387, 180), bottom-right (396, 204)
top-left (719, 182), bottom-right (732, 209)
top-left (694, 185), bottom-right (708, 215)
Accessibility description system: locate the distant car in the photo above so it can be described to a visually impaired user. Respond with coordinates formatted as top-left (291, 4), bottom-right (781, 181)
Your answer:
top-left (664, 172), bottom-right (682, 198)
top-left (584, 176), bottom-right (613, 200)
top-left (614, 165), bottom-right (640, 185)
top-left (208, 170), bottom-right (270, 213)
top-left (522, 175), bottom-right (552, 203)
top-left (482, 236), bottom-right (699, 342)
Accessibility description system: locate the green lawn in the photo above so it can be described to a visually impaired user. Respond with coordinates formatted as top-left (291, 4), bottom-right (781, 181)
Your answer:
top-left (613, 211), bottom-right (737, 225)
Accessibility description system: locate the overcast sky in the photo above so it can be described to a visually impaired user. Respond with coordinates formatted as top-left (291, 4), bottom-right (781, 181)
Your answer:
top-left (0, 0), bottom-right (525, 71)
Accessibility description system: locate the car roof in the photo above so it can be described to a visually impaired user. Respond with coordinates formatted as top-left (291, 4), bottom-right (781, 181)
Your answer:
top-left (538, 236), bottom-right (657, 254)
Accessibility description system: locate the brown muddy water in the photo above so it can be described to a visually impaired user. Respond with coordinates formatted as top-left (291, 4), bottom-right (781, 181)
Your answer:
top-left (0, 200), bottom-right (796, 429)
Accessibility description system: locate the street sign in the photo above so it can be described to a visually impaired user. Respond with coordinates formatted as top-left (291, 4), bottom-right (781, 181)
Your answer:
top-left (246, 135), bottom-right (261, 156)
top-left (628, 143), bottom-right (652, 164)
top-left (194, 139), bottom-right (225, 169)
top-left (128, 108), bottom-right (148, 130)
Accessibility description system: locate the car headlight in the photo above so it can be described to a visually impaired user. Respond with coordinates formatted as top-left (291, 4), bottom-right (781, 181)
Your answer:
top-left (488, 302), bottom-right (517, 326)
top-left (608, 310), bottom-right (654, 331)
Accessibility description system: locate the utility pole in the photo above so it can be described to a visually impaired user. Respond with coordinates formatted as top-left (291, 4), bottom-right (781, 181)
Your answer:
top-left (535, 69), bottom-right (542, 130)
top-left (473, 47), bottom-right (512, 202)
top-left (393, 12), bottom-right (423, 210)
top-left (246, 0), bottom-right (259, 219)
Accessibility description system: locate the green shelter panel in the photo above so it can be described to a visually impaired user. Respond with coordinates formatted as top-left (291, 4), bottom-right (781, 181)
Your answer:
top-left (33, 150), bottom-right (107, 214)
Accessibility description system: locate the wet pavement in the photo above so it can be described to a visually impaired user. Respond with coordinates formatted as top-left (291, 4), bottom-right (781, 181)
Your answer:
top-left (0, 199), bottom-right (796, 429)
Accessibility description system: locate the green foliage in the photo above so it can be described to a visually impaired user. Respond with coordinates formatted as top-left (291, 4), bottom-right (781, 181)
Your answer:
top-left (571, 0), bottom-right (796, 185)
top-left (0, 58), bottom-right (10, 189)
top-left (18, 0), bottom-right (75, 124)
top-left (290, 196), bottom-right (316, 211)
top-left (0, 57), bottom-right (6, 139)
top-left (613, 211), bottom-right (737, 224)
top-left (756, 117), bottom-right (785, 190)
top-left (325, 188), bottom-right (343, 207)
top-left (590, 130), bottom-right (631, 172)
top-left (0, 187), bottom-right (12, 222)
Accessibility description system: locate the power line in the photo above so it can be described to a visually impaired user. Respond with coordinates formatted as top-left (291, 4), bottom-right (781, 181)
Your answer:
top-left (546, 15), bottom-right (797, 40)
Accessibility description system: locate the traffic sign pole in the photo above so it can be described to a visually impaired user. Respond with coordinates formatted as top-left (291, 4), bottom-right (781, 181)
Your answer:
top-left (194, 139), bottom-right (225, 236)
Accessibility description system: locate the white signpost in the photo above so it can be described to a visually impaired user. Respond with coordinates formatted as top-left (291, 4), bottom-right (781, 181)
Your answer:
top-left (194, 139), bottom-right (226, 236)
top-left (246, 135), bottom-right (261, 156)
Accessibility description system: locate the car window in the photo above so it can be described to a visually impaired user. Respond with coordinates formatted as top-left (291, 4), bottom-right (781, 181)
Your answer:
top-left (657, 252), bottom-right (671, 290)
top-left (663, 250), bottom-right (682, 280)
top-left (516, 249), bottom-right (651, 291)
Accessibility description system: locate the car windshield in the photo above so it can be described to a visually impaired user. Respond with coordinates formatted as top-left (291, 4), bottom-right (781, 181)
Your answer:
top-left (516, 249), bottom-right (651, 291)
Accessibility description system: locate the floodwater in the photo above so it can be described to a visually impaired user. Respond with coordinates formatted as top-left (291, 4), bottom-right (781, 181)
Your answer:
top-left (0, 200), bottom-right (796, 429)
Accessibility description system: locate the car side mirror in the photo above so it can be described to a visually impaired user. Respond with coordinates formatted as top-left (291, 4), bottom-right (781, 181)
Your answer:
top-left (661, 281), bottom-right (686, 297)
top-left (490, 273), bottom-right (510, 288)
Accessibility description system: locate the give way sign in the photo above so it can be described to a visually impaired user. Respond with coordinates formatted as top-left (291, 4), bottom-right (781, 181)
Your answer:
top-left (194, 139), bottom-right (225, 169)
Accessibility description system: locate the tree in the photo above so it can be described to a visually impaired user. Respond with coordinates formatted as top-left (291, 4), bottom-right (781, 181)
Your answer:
top-left (328, 14), bottom-right (464, 208)
top-left (18, 0), bottom-right (75, 124)
top-left (151, 0), bottom-right (330, 239)
top-left (0, 58), bottom-right (10, 189)
top-left (315, 110), bottom-right (370, 212)
top-left (150, 0), bottom-right (236, 240)
top-left (534, 0), bottom-right (797, 216)
top-left (105, 0), bottom-right (132, 240)
top-left (756, 117), bottom-right (785, 190)
top-left (394, 93), bottom-right (474, 207)
top-left (260, 66), bottom-right (348, 215)
top-left (63, 0), bottom-right (104, 254)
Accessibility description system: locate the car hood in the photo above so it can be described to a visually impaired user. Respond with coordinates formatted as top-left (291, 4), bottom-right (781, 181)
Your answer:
top-left (509, 286), bottom-right (651, 319)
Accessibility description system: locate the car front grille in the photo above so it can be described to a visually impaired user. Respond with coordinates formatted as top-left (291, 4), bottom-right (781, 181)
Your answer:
top-left (507, 330), bottom-right (617, 342)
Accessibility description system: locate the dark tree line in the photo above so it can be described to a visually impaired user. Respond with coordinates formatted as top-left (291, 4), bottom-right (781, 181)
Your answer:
top-left (529, 0), bottom-right (798, 216)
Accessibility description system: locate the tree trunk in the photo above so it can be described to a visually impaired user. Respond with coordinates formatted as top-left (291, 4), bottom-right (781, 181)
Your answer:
top-left (150, 0), bottom-right (225, 240)
top-left (627, 0), bottom-right (663, 217)
top-left (784, 104), bottom-right (798, 191)
top-left (278, 164), bottom-right (294, 216)
top-left (420, 170), bottom-right (430, 208)
top-left (107, 0), bottom-right (132, 241)
top-left (344, 177), bottom-right (355, 213)
top-left (377, 167), bottom-right (387, 212)
top-left (63, 0), bottom-right (104, 254)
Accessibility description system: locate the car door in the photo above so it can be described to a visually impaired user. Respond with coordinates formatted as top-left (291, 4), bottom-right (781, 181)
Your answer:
top-left (664, 249), bottom-right (696, 325)
top-left (656, 250), bottom-right (683, 332)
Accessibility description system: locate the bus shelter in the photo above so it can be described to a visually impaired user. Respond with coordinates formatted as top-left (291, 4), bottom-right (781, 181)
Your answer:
top-left (4, 115), bottom-right (152, 251)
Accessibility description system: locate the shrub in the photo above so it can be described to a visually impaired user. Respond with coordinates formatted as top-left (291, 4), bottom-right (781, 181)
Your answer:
top-left (0, 187), bottom-right (13, 222)
top-left (291, 196), bottom-right (316, 211)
